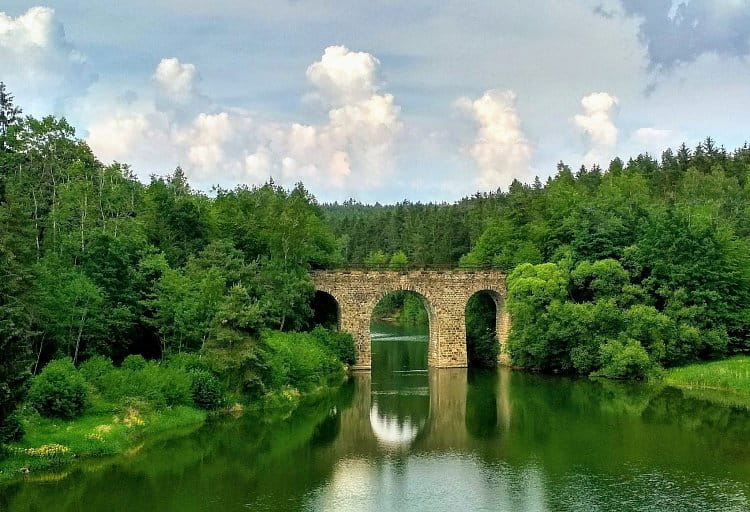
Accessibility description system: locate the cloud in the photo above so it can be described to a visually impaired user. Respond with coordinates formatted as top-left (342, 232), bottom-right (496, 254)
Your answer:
top-left (0, 6), bottom-right (94, 114)
top-left (305, 45), bottom-right (378, 104)
top-left (619, 0), bottom-right (750, 68)
top-left (457, 89), bottom-right (533, 191)
top-left (574, 92), bottom-right (619, 167)
top-left (83, 46), bottom-right (402, 191)
top-left (153, 57), bottom-right (200, 102)
top-left (631, 126), bottom-right (677, 155)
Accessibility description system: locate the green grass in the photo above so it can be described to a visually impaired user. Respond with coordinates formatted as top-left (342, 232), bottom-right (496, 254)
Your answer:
top-left (0, 405), bottom-right (206, 483)
top-left (663, 356), bottom-right (750, 408)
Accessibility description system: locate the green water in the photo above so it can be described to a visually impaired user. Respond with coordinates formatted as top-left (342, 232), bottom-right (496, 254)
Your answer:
top-left (3, 323), bottom-right (750, 511)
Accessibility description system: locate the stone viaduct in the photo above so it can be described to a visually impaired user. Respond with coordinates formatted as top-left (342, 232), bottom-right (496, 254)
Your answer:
top-left (310, 270), bottom-right (510, 369)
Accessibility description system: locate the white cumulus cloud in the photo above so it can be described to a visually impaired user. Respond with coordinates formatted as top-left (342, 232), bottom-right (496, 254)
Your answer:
top-left (83, 46), bottom-right (402, 191)
top-left (458, 89), bottom-right (533, 191)
top-left (0, 6), bottom-right (94, 114)
top-left (153, 57), bottom-right (200, 103)
top-left (574, 92), bottom-right (618, 167)
top-left (306, 45), bottom-right (378, 104)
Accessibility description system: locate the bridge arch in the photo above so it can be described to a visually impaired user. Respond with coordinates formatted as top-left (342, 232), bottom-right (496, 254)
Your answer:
top-left (310, 270), bottom-right (509, 369)
top-left (310, 290), bottom-right (341, 330)
top-left (368, 287), bottom-right (439, 366)
top-left (464, 288), bottom-right (510, 365)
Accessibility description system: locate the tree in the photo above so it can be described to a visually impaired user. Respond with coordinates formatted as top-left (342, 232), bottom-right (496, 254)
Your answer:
top-left (0, 82), bottom-right (21, 142)
top-left (389, 250), bottom-right (408, 270)
top-left (364, 250), bottom-right (388, 267)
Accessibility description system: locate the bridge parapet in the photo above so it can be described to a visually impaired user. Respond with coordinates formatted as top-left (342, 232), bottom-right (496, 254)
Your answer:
top-left (310, 269), bottom-right (510, 369)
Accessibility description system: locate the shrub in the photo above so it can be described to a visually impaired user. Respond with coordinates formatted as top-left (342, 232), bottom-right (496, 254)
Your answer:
top-left (28, 358), bottom-right (88, 418)
top-left (79, 355), bottom-right (115, 390)
top-left (168, 352), bottom-right (211, 373)
top-left (0, 413), bottom-right (24, 443)
top-left (595, 338), bottom-right (653, 380)
top-left (156, 366), bottom-right (193, 406)
top-left (121, 354), bottom-right (147, 371)
top-left (190, 370), bottom-right (224, 410)
top-left (95, 360), bottom-right (192, 409)
top-left (120, 363), bottom-right (192, 408)
top-left (311, 327), bottom-right (356, 365)
top-left (265, 331), bottom-right (342, 390)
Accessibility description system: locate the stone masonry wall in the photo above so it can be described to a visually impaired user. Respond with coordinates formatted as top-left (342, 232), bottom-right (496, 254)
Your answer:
top-left (310, 270), bottom-right (509, 369)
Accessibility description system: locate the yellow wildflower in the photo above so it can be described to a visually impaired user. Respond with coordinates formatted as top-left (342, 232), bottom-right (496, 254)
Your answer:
top-left (24, 444), bottom-right (70, 457)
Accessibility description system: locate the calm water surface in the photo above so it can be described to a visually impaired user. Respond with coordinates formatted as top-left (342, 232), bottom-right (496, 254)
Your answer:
top-left (3, 322), bottom-right (750, 511)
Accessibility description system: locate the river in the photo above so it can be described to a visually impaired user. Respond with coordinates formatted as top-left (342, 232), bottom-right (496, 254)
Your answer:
top-left (3, 322), bottom-right (750, 511)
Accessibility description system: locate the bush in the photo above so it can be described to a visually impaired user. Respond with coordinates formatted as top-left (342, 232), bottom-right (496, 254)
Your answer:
top-left (265, 331), bottom-right (342, 390)
top-left (167, 352), bottom-right (211, 373)
top-left (0, 412), bottom-right (24, 443)
top-left (121, 354), bottom-right (147, 371)
top-left (94, 359), bottom-right (192, 409)
top-left (79, 355), bottom-right (115, 390)
top-left (311, 327), bottom-right (356, 365)
top-left (594, 338), bottom-right (653, 380)
top-left (28, 358), bottom-right (88, 418)
top-left (156, 366), bottom-right (193, 406)
top-left (120, 363), bottom-right (192, 408)
top-left (190, 370), bottom-right (224, 410)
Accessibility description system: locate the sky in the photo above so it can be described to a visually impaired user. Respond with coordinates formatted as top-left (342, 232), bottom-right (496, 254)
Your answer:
top-left (1, 0), bottom-right (749, 203)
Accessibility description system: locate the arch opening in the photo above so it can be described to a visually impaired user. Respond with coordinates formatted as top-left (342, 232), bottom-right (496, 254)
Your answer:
top-left (368, 290), bottom-right (432, 448)
top-left (465, 290), bottom-right (503, 368)
top-left (309, 290), bottom-right (340, 330)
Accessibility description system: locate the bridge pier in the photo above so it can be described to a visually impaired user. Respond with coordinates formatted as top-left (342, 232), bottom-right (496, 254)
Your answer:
top-left (311, 270), bottom-right (510, 369)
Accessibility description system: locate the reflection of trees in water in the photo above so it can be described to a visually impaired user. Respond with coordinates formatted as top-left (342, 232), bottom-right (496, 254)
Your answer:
top-left (465, 370), bottom-right (499, 439)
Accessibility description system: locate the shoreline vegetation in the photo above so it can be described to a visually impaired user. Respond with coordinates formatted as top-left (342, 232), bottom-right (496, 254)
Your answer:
top-left (0, 328), bottom-right (354, 484)
top-left (662, 356), bottom-right (750, 410)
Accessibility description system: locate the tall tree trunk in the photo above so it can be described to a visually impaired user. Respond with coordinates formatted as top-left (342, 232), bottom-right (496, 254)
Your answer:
top-left (73, 311), bottom-right (86, 365)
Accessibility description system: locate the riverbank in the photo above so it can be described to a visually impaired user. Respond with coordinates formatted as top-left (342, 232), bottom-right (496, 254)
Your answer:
top-left (663, 356), bottom-right (750, 409)
top-left (0, 382), bottom-right (348, 484)
top-left (0, 405), bottom-right (207, 482)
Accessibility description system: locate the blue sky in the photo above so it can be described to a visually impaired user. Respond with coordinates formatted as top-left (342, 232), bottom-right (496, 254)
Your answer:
top-left (2, 1), bottom-right (749, 202)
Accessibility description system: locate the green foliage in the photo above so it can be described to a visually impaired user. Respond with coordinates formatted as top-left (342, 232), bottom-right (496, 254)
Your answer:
top-left (28, 359), bottom-right (88, 419)
top-left (121, 355), bottom-right (147, 371)
top-left (264, 331), bottom-right (343, 391)
top-left (96, 360), bottom-right (192, 409)
top-left (364, 250), bottom-right (388, 267)
top-left (571, 259), bottom-right (629, 301)
top-left (389, 250), bottom-right (408, 270)
top-left (371, 291), bottom-right (429, 328)
top-left (594, 338), bottom-right (653, 380)
top-left (311, 327), bottom-right (356, 365)
top-left (201, 334), bottom-right (270, 399)
top-left (664, 356), bottom-right (750, 399)
top-left (189, 370), bottom-right (224, 410)
top-left (78, 356), bottom-right (114, 388)
top-left (167, 352), bottom-right (211, 373)
top-left (460, 220), bottom-right (542, 271)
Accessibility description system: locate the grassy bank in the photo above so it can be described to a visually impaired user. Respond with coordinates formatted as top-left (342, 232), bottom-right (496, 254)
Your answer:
top-left (1, 329), bottom-right (355, 484)
top-left (0, 405), bottom-right (206, 481)
top-left (663, 356), bottom-right (750, 409)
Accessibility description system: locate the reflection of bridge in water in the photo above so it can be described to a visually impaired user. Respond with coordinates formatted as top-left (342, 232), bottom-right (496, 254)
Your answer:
top-left (319, 369), bottom-right (513, 457)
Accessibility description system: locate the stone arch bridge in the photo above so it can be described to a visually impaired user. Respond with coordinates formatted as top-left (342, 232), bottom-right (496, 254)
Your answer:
top-left (310, 270), bottom-right (510, 369)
